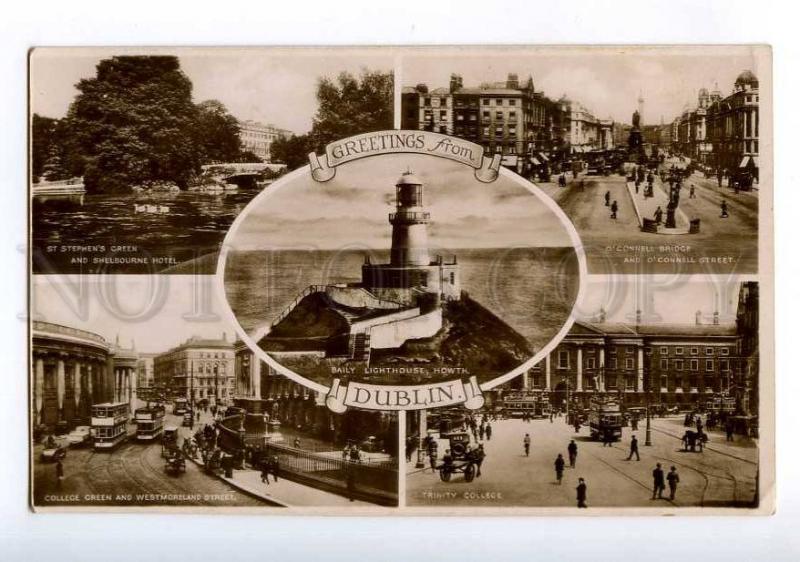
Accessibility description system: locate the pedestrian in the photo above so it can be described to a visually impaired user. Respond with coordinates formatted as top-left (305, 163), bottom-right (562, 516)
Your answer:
top-left (726, 420), bottom-right (735, 442)
top-left (478, 424), bottom-right (485, 441)
top-left (689, 185), bottom-right (696, 198)
top-left (627, 435), bottom-right (640, 461)
top-left (604, 190), bottom-right (611, 206)
top-left (576, 477), bottom-right (588, 508)
top-left (635, 179), bottom-right (640, 194)
top-left (667, 466), bottom-right (680, 500)
top-left (260, 463), bottom-right (271, 486)
top-left (55, 459), bottom-right (64, 488)
top-left (631, 417), bottom-right (639, 431)
top-left (567, 439), bottom-right (578, 468)
top-left (485, 423), bottom-right (492, 441)
top-left (474, 444), bottom-right (486, 478)
top-left (654, 206), bottom-right (663, 225)
top-left (682, 430), bottom-right (691, 451)
top-left (523, 433), bottom-right (531, 457)
top-left (603, 429), bottom-right (613, 447)
top-left (610, 200), bottom-right (618, 219)
top-left (652, 463), bottom-right (666, 500)
top-left (720, 199), bottom-right (729, 218)
top-left (270, 455), bottom-right (280, 483)
top-left (293, 437), bottom-right (301, 449)
top-left (549, 412), bottom-right (554, 423)
top-left (555, 454), bottom-right (565, 485)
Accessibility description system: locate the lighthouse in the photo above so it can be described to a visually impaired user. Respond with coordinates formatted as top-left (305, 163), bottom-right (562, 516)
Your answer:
top-left (361, 170), bottom-right (460, 306)
top-left (390, 171), bottom-right (431, 267)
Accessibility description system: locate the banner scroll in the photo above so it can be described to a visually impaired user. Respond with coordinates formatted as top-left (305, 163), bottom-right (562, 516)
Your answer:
top-left (309, 130), bottom-right (501, 183)
top-left (326, 376), bottom-right (485, 412)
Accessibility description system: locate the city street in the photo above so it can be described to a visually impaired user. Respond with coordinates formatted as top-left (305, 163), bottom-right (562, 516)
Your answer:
top-left (32, 412), bottom-right (268, 508)
top-left (407, 415), bottom-right (757, 508)
top-left (538, 172), bottom-right (759, 274)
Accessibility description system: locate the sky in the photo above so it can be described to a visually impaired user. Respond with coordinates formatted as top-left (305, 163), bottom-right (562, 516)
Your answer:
top-left (401, 46), bottom-right (766, 125)
top-left (32, 276), bottom-right (235, 354)
top-left (29, 47), bottom-right (396, 134)
top-left (576, 276), bottom-right (744, 325)
top-left (229, 152), bottom-right (574, 251)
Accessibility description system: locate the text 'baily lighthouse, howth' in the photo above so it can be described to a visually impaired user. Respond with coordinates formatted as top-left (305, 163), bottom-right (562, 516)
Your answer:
top-left (259, 170), bottom-right (530, 384)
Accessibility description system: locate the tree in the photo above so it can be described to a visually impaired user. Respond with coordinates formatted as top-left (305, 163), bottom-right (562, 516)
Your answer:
top-left (194, 99), bottom-right (242, 164)
top-left (310, 69), bottom-right (394, 151)
top-left (270, 134), bottom-right (312, 169)
top-left (64, 56), bottom-right (201, 193)
top-left (31, 114), bottom-right (58, 180)
top-left (273, 69), bottom-right (394, 170)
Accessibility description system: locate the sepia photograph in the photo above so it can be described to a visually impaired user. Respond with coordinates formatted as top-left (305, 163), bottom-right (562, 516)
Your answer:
top-left (221, 149), bottom-right (584, 390)
top-left (400, 46), bottom-right (767, 274)
top-left (30, 275), bottom-right (399, 509)
top-left (29, 48), bottom-right (395, 274)
top-left (405, 276), bottom-right (761, 509)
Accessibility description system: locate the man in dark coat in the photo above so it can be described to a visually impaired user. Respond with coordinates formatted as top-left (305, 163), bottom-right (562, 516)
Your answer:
top-left (652, 463), bottom-right (666, 499)
top-left (576, 477), bottom-right (587, 508)
top-left (485, 423), bottom-right (492, 441)
top-left (610, 200), bottom-right (618, 219)
top-left (667, 466), bottom-right (680, 500)
top-left (567, 440), bottom-right (578, 468)
top-left (627, 435), bottom-right (640, 461)
top-left (555, 454), bottom-right (565, 484)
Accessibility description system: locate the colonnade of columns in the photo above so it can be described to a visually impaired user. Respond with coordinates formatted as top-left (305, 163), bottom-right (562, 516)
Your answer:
top-left (32, 352), bottom-right (109, 430)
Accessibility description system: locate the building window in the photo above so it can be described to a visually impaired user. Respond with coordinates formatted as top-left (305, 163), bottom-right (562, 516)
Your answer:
top-left (495, 99), bottom-right (503, 106)
top-left (720, 359), bottom-right (730, 371)
top-left (557, 350), bottom-right (569, 369)
top-left (625, 377), bottom-right (635, 391)
top-left (509, 99), bottom-right (516, 106)
top-left (440, 110), bottom-right (447, 120)
top-left (705, 359), bottom-right (714, 371)
top-left (587, 357), bottom-right (596, 369)
top-left (705, 347), bottom-right (714, 355)
top-left (625, 358), bottom-right (634, 370)
top-left (660, 358), bottom-right (668, 370)
top-left (509, 127), bottom-right (517, 136)
top-left (690, 359), bottom-right (699, 371)
top-left (660, 347), bottom-right (669, 355)
top-left (496, 111), bottom-right (503, 120)
top-left (675, 347), bottom-right (684, 355)
top-left (660, 375), bottom-right (668, 389)
top-left (482, 99), bottom-right (490, 106)
top-left (690, 347), bottom-right (699, 355)
top-left (675, 359), bottom-right (684, 371)
top-left (720, 348), bottom-right (730, 356)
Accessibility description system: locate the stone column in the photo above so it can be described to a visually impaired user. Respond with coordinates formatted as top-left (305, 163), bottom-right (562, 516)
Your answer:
top-left (86, 363), bottom-right (94, 404)
top-left (576, 346), bottom-right (583, 392)
top-left (522, 369), bottom-right (530, 390)
top-left (544, 354), bottom-right (551, 391)
top-left (253, 359), bottom-right (261, 399)
top-left (73, 362), bottom-right (81, 411)
top-left (416, 409), bottom-right (427, 468)
top-left (599, 348), bottom-right (606, 392)
top-left (34, 357), bottom-right (44, 426)
top-left (637, 347), bottom-right (645, 392)
top-left (56, 359), bottom-right (66, 423)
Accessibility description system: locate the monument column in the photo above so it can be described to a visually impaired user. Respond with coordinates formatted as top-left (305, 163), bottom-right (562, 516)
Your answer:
top-left (576, 346), bottom-right (583, 392)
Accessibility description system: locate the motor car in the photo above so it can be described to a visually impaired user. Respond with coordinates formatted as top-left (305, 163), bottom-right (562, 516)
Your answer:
top-left (65, 426), bottom-right (91, 447)
top-left (40, 444), bottom-right (67, 462)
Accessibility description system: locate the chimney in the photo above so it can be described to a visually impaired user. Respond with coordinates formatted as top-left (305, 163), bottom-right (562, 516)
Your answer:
top-left (695, 310), bottom-right (702, 325)
top-left (506, 73), bottom-right (519, 89)
top-left (713, 311), bottom-right (719, 325)
top-left (449, 73), bottom-right (463, 93)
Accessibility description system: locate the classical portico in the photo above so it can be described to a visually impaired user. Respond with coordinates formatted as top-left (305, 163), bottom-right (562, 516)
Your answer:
top-left (32, 321), bottom-right (114, 432)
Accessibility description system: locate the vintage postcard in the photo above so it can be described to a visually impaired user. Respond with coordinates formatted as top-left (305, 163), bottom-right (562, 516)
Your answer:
top-left (28, 46), bottom-right (772, 514)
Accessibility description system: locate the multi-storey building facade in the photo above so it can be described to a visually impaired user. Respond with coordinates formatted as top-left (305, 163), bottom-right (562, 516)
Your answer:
top-left (238, 120), bottom-right (292, 163)
top-left (512, 315), bottom-right (741, 410)
top-left (402, 74), bottom-right (562, 176)
top-left (153, 335), bottom-right (235, 406)
top-left (706, 71), bottom-right (759, 180)
top-left (736, 282), bottom-right (759, 416)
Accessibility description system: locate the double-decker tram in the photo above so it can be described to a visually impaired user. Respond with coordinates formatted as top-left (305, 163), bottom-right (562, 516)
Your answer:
top-left (135, 404), bottom-right (166, 441)
top-left (91, 402), bottom-right (130, 450)
top-left (502, 390), bottom-right (550, 419)
top-left (173, 398), bottom-right (188, 415)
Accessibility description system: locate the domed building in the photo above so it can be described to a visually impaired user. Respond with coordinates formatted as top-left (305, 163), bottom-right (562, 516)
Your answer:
top-left (734, 70), bottom-right (759, 91)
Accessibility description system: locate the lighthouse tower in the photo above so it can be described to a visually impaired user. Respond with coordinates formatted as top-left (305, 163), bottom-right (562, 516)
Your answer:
top-left (360, 170), bottom-right (460, 306)
top-left (390, 171), bottom-right (431, 267)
